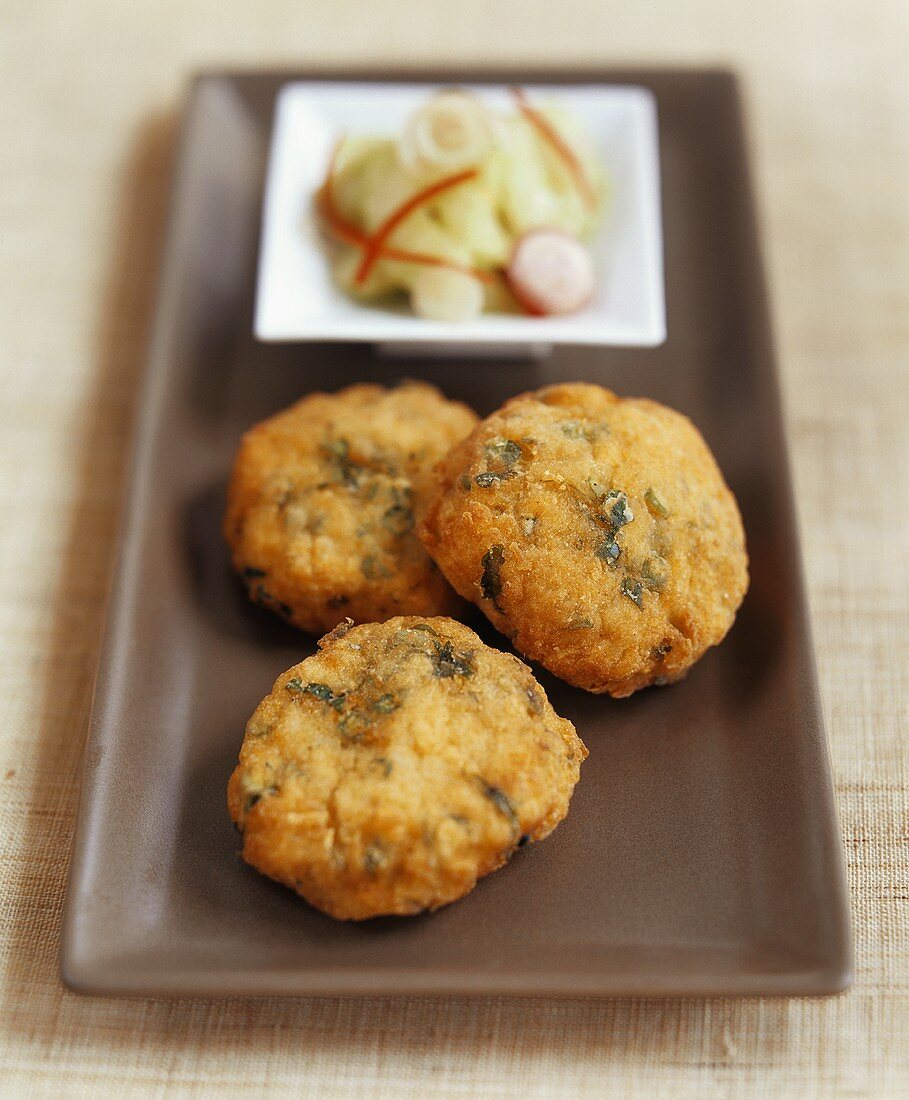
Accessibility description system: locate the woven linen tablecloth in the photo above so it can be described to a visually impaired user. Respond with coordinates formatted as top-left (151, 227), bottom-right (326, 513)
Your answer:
top-left (1, 1), bottom-right (906, 1096)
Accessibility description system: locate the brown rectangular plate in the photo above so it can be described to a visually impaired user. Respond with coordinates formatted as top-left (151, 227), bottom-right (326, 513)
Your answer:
top-left (61, 69), bottom-right (852, 997)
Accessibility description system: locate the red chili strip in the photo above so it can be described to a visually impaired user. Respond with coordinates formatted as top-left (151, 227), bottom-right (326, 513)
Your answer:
top-left (511, 87), bottom-right (597, 212)
top-left (353, 168), bottom-right (480, 284)
top-left (321, 141), bottom-right (369, 244)
top-left (319, 148), bottom-right (494, 284)
top-left (318, 188), bottom-right (495, 284)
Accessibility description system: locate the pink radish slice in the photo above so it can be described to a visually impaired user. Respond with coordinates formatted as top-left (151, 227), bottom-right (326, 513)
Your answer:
top-left (506, 229), bottom-right (595, 316)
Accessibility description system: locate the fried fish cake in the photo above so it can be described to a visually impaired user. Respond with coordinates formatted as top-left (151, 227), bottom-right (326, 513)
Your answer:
top-left (224, 382), bottom-right (477, 633)
top-left (227, 616), bottom-right (586, 920)
top-left (418, 383), bottom-right (748, 697)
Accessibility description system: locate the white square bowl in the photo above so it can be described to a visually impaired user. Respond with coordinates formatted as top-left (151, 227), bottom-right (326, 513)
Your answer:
top-left (255, 80), bottom-right (665, 348)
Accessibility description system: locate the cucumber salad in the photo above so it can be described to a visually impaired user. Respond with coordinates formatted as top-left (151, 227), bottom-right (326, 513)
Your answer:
top-left (316, 88), bottom-right (607, 321)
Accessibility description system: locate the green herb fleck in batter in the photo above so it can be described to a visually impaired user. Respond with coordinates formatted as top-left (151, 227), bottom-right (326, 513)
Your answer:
top-left (480, 544), bottom-right (505, 609)
top-left (243, 785), bottom-right (277, 815)
top-left (286, 679), bottom-right (347, 710)
top-left (382, 502), bottom-right (414, 536)
top-left (430, 641), bottom-right (475, 679)
top-left (482, 783), bottom-right (520, 835)
top-left (641, 555), bottom-right (669, 591)
top-left (595, 537), bottom-right (621, 564)
top-left (361, 555), bottom-right (392, 580)
top-left (322, 437), bottom-right (362, 487)
top-left (620, 577), bottom-right (644, 609)
top-left (475, 471), bottom-right (513, 488)
top-left (606, 490), bottom-right (634, 527)
top-left (484, 438), bottom-right (522, 467)
top-left (372, 693), bottom-right (399, 714)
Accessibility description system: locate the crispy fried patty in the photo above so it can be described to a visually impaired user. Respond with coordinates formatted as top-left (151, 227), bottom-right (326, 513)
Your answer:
top-left (227, 616), bottom-right (586, 920)
top-left (418, 383), bottom-right (749, 696)
top-left (224, 382), bottom-right (478, 633)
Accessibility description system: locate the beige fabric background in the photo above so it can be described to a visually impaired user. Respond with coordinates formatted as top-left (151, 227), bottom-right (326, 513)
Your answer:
top-left (1, 0), bottom-right (907, 1096)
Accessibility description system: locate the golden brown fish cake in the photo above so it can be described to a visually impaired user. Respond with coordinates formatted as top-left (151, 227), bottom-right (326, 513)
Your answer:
top-left (227, 616), bottom-right (586, 920)
top-left (418, 383), bottom-right (749, 697)
top-left (224, 382), bottom-right (477, 633)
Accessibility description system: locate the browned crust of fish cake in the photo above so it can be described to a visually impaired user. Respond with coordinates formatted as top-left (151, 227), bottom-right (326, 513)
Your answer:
top-left (227, 616), bottom-right (586, 920)
top-left (224, 382), bottom-right (478, 633)
top-left (418, 383), bottom-right (749, 696)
